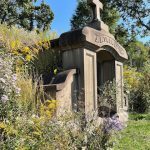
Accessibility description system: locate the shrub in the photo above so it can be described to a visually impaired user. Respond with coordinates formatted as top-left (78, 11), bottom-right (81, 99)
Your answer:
top-left (98, 81), bottom-right (117, 117)
top-left (0, 52), bottom-right (20, 120)
top-left (124, 63), bottom-right (150, 113)
top-left (0, 111), bottom-right (118, 150)
top-left (0, 24), bottom-right (60, 81)
top-left (129, 113), bottom-right (150, 121)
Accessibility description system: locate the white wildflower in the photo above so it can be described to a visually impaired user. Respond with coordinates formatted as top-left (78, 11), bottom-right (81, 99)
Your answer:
top-left (0, 78), bottom-right (5, 83)
top-left (1, 95), bottom-right (9, 103)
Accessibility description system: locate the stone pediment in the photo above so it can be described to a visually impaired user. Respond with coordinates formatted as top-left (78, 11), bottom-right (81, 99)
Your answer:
top-left (51, 26), bottom-right (128, 60)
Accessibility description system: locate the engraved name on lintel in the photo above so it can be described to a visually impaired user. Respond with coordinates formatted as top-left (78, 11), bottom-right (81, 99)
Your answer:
top-left (95, 35), bottom-right (125, 55)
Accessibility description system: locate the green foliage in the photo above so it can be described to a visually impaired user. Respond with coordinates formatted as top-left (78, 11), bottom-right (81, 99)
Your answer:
top-left (114, 25), bottom-right (129, 46)
top-left (137, 60), bottom-right (150, 112)
top-left (32, 42), bottom-right (62, 84)
top-left (71, 0), bottom-right (92, 30)
top-left (124, 59), bottom-right (150, 113)
top-left (0, 24), bottom-right (60, 83)
top-left (98, 81), bottom-right (117, 117)
top-left (129, 113), bottom-right (150, 121)
top-left (71, 0), bottom-right (120, 34)
top-left (110, 0), bottom-right (150, 36)
top-left (0, 0), bottom-right (54, 31)
top-left (125, 40), bottom-right (149, 70)
top-left (100, 0), bottom-right (120, 35)
top-left (124, 66), bottom-right (143, 92)
top-left (72, 0), bottom-right (150, 36)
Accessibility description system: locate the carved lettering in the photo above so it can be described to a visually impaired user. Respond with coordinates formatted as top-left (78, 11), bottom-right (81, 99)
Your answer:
top-left (95, 35), bottom-right (125, 55)
top-left (95, 35), bottom-right (99, 43)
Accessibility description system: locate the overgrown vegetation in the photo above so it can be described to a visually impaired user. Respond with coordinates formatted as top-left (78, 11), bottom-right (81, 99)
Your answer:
top-left (0, 24), bottom-right (117, 150)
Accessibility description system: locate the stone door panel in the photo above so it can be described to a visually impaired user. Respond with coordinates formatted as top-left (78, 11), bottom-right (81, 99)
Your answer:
top-left (84, 49), bottom-right (97, 115)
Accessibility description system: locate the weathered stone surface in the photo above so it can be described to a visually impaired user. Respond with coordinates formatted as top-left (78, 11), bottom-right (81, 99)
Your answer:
top-left (43, 69), bottom-right (77, 116)
top-left (84, 49), bottom-right (97, 116)
top-left (51, 26), bottom-right (128, 60)
top-left (88, 20), bottom-right (109, 32)
top-left (87, 0), bottom-right (103, 21)
top-left (44, 69), bottom-right (77, 91)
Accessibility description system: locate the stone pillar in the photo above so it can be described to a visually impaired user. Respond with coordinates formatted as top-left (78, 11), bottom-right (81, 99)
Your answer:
top-left (62, 48), bottom-right (98, 117)
top-left (84, 49), bottom-right (97, 116)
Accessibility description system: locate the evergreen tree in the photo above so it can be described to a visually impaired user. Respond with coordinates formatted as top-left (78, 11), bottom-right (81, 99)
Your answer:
top-left (71, 0), bottom-right (120, 34)
top-left (71, 0), bottom-right (149, 36)
top-left (0, 0), bottom-right (54, 31)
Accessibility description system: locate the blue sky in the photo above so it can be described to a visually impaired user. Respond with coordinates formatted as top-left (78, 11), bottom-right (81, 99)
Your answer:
top-left (44, 0), bottom-right (77, 34)
top-left (39, 0), bottom-right (149, 43)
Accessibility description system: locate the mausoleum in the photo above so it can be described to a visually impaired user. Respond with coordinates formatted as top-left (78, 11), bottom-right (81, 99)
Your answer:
top-left (45, 0), bottom-right (128, 122)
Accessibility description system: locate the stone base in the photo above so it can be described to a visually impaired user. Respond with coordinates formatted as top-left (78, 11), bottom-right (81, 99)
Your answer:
top-left (118, 109), bottom-right (128, 123)
top-left (88, 20), bottom-right (109, 32)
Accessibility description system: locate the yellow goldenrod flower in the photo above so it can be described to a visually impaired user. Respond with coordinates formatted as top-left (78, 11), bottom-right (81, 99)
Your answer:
top-left (0, 122), bottom-right (6, 129)
top-left (25, 55), bottom-right (32, 61)
top-left (43, 42), bottom-right (49, 49)
top-left (22, 46), bottom-right (30, 53)
top-left (48, 103), bottom-right (56, 109)
top-left (38, 41), bottom-right (43, 46)
top-left (10, 41), bottom-right (16, 49)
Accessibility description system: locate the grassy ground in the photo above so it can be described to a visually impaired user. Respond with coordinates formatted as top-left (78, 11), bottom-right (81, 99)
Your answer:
top-left (112, 114), bottom-right (150, 150)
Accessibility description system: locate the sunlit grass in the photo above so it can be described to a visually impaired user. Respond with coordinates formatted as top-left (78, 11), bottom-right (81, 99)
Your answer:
top-left (112, 115), bottom-right (150, 150)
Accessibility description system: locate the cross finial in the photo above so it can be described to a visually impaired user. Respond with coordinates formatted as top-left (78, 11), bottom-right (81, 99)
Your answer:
top-left (88, 0), bottom-right (103, 21)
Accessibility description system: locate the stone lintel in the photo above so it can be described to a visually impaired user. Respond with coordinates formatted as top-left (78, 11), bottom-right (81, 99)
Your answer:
top-left (51, 26), bottom-right (128, 60)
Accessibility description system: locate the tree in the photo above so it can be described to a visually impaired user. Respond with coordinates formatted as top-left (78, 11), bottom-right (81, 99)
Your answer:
top-left (71, 0), bottom-right (120, 34)
top-left (0, 0), bottom-right (54, 31)
top-left (125, 40), bottom-right (149, 69)
top-left (110, 0), bottom-right (150, 36)
top-left (71, 0), bottom-right (133, 50)
top-left (71, 0), bottom-right (150, 36)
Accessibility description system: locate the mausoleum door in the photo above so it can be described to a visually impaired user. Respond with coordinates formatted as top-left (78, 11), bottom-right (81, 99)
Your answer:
top-left (97, 50), bottom-right (115, 88)
top-left (97, 60), bottom-right (115, 87)
top-left (97, 50), bottom-right (116, 117)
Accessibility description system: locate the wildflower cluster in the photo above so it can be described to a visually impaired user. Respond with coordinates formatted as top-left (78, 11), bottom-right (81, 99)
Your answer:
top-left (0, 53), bottom-right (20, 103)
top-left (40, 100), bottom-right (57, 118)
top-left (0, 24), bottom-right (52, 65)
top-left (104, 114), bottom-right (124, 133)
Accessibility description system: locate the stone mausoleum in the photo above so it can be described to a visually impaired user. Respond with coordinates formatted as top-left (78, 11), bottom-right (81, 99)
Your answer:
top-left (45, 0), bottom-right (128, 122)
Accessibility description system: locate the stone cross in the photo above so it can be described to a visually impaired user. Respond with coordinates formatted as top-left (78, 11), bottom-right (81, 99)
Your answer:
top-left (88, 0), bottom-right (103, 21)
